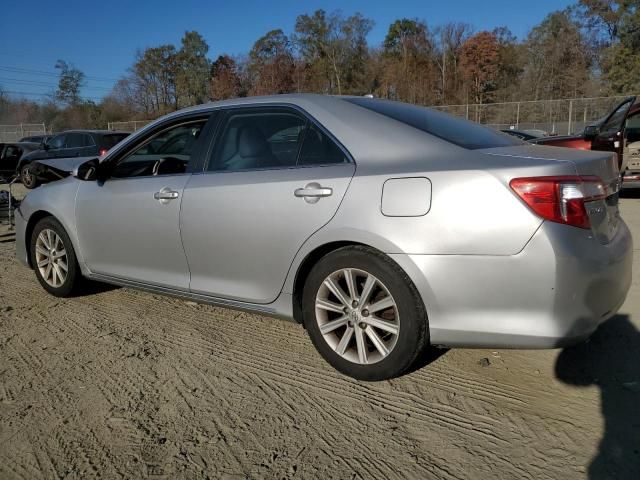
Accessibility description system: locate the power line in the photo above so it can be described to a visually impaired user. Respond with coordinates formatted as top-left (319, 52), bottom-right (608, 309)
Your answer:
top-left (1, 90), bottom-right (104, 102)
top-left (0, 76), bottom-right (113, 91)
top-left (0, 65), bottom-right (120, 82)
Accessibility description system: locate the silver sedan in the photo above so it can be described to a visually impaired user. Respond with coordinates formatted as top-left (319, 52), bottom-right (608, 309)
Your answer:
top-left (14, 94), bottom-right (632, 380)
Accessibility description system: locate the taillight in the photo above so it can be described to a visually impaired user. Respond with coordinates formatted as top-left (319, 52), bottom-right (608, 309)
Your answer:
top-left (99, 148), bottom-right (108, 156)
top-left (510, 176), bottom-right (606, 229)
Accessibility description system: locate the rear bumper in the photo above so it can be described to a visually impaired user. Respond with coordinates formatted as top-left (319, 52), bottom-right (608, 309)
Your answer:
top-left (391, 220), bottom-right (633, 349)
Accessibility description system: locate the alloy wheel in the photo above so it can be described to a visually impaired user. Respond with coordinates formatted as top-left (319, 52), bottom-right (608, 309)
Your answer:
top-left (35, 229), bottom-right (68, 288)
top-left (315, 268), bottom-right (400, 365)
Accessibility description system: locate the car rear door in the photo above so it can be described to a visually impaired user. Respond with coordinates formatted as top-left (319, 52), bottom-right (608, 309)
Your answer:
top-left (75, 113), bottom-right (216, 289)
top-left (180, 106), bottom-right (356, 304)
top-left (62, 133), bottom-right (86, 157)
top-left (591, 97), bottom-right (636, 169)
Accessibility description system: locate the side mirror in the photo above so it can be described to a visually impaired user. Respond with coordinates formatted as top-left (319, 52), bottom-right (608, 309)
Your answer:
top-left (74, 158), bottom-right (101, 181)
top-left (42, 142), bottom-right (50, 151)
top-left (584, 125), bottom-right (600, 139)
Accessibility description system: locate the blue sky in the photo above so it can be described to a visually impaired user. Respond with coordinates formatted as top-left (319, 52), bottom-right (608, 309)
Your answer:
top-left (0, 0), bottom-right (574, 101)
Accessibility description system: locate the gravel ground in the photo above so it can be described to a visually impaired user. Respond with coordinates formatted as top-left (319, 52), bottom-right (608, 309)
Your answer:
top-left (1, 183), bottom-right (639, 479)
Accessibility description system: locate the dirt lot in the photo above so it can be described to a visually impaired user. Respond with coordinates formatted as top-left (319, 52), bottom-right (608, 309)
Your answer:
top-left (1, 183), bottom-right (639, 479)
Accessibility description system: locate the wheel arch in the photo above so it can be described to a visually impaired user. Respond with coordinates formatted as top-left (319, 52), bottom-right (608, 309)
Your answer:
top-left (24, 210), bottom-right (55, 268)
top-left (290, 239), bottom-right (427, 326)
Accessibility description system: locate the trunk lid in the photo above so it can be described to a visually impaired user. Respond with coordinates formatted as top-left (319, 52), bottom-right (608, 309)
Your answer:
top-left (482, 144), bottom-right (621, 243)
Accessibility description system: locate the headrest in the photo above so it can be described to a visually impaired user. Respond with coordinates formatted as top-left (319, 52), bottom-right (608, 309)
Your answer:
top-left (238, 126), bottom-right (269, 158)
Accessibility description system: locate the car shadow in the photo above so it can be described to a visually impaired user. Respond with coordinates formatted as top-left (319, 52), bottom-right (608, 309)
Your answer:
top-left (555, 314), bottom-right (640, 478)
top-left (72, 280), bottom-right (121, 297)
top-left (405, 345), bottom-right (449, 375)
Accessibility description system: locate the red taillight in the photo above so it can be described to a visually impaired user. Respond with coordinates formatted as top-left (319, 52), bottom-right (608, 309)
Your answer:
top-left (509, 176), bottom-right (606, 229)
top-left (99, 148), bottom-right (108, 156)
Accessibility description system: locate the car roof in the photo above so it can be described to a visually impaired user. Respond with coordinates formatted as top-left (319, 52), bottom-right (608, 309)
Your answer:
top-left (57, 129), bottom-right (128, 135)
top-left (111, 94), bottom-right (493, 172)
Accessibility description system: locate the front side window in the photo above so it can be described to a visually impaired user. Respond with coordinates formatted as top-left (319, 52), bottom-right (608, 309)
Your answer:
top-left (601, 99), bottom-right (634, 136)
top-left (48, 134), bottom-right (65, 149)
top-left (209, 110), bottom-right (306, 171)
top-left (111, 120), bottom-right (207, 178)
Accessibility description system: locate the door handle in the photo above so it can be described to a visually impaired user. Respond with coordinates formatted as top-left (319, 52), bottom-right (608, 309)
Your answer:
top-left (294, 183), bottom-right (333, 204)
top-left (294, 185), bottom-right (333, 198)
top-left (154, 187), bottom-right (179, 204)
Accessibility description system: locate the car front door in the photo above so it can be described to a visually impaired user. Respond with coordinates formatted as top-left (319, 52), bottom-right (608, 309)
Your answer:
top-left (1, 145), bottom-right (20, 175)
top-left (180, 107), bottom-right (356, 304)
top-left (75, 114), bottom-right (215, 289)
top-left (43, 134), bottom-right (66, 159)
top-left (591, 97), bottom-right (636, 169)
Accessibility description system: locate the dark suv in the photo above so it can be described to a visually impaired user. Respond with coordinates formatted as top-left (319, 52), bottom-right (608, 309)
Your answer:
top-left (19, 130), bottom-right (128, 188)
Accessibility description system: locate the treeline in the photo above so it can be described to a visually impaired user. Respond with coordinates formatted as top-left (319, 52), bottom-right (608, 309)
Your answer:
top-left (0, 0), bottom-right (638, 131)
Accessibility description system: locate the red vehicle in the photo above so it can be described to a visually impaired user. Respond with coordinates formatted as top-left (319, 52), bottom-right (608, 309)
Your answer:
top-left (533, 96), bottom-right (640, 188)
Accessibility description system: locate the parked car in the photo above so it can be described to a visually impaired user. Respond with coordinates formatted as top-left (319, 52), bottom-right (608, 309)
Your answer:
top-left (532, 96), bottom-right (640, 188)
top-left (15, 94), bottom-right (632, 380)
top-left (0, 141), bottom-right (40, 181)
top-left (18, 134), bottom-right (52, 144)
top-left (18, 130), bottom-right (128, 188)
top-left (500, 129), bottom-right (540, 141)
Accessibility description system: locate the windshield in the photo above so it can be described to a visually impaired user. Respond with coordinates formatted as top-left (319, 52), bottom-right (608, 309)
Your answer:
top-left (344, 97), bottom-right (523, 150)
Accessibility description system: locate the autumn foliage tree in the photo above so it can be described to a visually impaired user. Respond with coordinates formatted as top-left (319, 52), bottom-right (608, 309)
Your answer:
top-left (210, 55), bottom-right (242, 100)
top-left (247, 29), bottom-right (295, 95)
top-left (459, 32), bottom-right (500, 106)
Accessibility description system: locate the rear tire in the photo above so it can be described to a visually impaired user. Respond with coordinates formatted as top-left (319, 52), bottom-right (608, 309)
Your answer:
top-left (21, 164), bottom-right (39, 189)
top-left (30, 217), bottom-right (83, 297)
top-left (302, 246), bottom-right (429, 381)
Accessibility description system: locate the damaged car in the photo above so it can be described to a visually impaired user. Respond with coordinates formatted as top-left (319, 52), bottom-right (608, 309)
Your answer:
top-left (15, 94), bottom-right (633, 380)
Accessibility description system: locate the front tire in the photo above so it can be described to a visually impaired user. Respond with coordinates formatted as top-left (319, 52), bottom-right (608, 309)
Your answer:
top-left (21, 164), bottom-right (39, 189)
top-left (30, 217), bottom-right (82, 297)
top-left (302, 246), bottom-right (429, 381)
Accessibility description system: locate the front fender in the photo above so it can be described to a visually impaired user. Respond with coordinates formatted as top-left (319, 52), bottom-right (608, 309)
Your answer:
top-left (18, 178), bottom-right (84, 270)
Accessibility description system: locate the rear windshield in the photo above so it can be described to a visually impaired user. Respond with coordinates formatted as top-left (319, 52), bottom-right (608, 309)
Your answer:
top-left (101, 134), bottom-right (128, 149)
top-left (344, 98), bottom-right (523, 150)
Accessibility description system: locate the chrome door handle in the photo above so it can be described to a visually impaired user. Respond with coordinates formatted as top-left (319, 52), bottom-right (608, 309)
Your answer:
top-left (154, 187), bottom-right (179, 204)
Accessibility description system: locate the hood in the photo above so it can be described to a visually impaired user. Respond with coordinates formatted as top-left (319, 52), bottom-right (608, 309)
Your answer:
top-left (33, 156), bottom-right (98, 176)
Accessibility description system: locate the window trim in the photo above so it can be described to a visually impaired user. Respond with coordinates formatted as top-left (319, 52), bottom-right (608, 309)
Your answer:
top-left (199, 103), bottom-right (355, 175)
top-left (102, 113), bottom-right (215, 181)
top-left (84, 134), bottom-right (96, 147)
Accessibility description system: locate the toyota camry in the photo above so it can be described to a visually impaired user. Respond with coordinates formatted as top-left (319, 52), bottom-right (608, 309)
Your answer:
top-left (14, 94), bottom-right (632, 380)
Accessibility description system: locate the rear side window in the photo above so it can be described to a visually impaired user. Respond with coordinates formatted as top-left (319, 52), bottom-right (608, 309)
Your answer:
top-left (65, 133), bottom-right (85, 148)
top-left (298, 124), bottom-right (348, 165)
top-left (344, 98), bottom-right (523, 150)
top-left (101, 134), bottom-right (128, 149)
top-left (209, 110), bottom-right (306, 171)
top-left (82, 134), bottom-right (95, 147)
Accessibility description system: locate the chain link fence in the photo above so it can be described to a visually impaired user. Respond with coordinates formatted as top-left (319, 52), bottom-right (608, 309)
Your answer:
top-left (0, 123), bottom-right (47, 142)
top-left (107, 120), bottom-right (153, 132)
top-left (2, 95), bottom-right (636, 141)
top-left (432, 95), bottom-right (635, 135)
